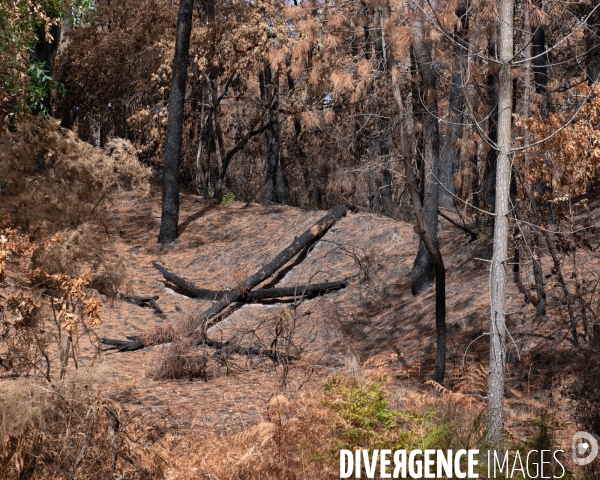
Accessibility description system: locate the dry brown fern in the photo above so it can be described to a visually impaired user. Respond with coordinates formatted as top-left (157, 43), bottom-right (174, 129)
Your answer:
top-left (425, 380), bottom-right (484, 406)
top-left (453, 363), bottom-right (488, 396)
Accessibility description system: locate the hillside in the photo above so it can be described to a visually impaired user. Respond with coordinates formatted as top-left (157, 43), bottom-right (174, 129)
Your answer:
top-left (63, 189), bottom-right (590, 476)
top-left (5, 0), bottom-right (600, 474)
top-left (0, 126), bottom-right (597, 478)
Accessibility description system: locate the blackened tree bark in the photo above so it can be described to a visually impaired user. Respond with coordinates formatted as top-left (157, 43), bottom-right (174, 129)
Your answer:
top-left (30, 23), bottom-right (59, 115)
top-left (532, 7), bottom-right (549, 118)
top-left (374, 7), bottom-right (393, 215)
top-left (520, 5), bottom-right (548, 317)
top-left (532, 233), bottom-right (547, 316)
top-left (587, 0), bottom-right (600, 82)
top-left (286, 55), bottom-right (312, 202)
top-left (365, 8), bottom-right (393, 216)
top-left (158, 0), bottom-right (195, 244)
top-left (386, 24), bottom-right (447, 381)
top-left (439, 2), bottom-right (468, 208)
top-left (261, 63), bottom-right (287, 205)
top-left (483, 43), bottom-right (499, 209)
top-left (411, 3), bottom-right (441, 296)
top-left (195, 0), bottom-right (214, 199)
top-left (517, 173), bottom-right (580, 346)
top-left (152, 262), bottom-right (346, 300)
top-left (102, 206), bottom-right (347, 352)
top-left (286, 52), bottom-right (324, 207)
top-left (403, 155), bottom-right (447, 382)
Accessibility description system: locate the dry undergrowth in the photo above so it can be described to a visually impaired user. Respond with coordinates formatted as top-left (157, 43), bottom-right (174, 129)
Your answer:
top-left (0, 366), bottom-right (165, 479)
top-left (0, 118), bottom-right (162, 478)
top-left (6, 115), bottom-right (150, 235)
top-left (159, 373), bottom-right (487, 480)
top-left (150, 307), bottom-right (306, 383)
top-left (148, 314), bottom-right (211, 381)
top-left (0, 115), bottom-right (150, 378)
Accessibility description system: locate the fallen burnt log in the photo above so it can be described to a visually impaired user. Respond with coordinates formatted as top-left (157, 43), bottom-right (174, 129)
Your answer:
top-left (202, 338), bottom-right (298, 362)
top-left (117, 293), bottom-right (165, 317)
top-left (102, 335), bottom-right (297, 364)
top-left (153, 262), bottom-right (346, 301)
top-left (101, 205), bottom-right (347, 352)
top-left (153, 263), bottom-right (226, 300)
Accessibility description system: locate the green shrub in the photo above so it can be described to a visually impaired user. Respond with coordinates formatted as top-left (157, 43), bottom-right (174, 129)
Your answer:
top-left (221, 193), bottom-right (235, 204)
top-left (324, 377), bottom-right (451, 452)
top-left (508, 413), bottom-right (574, 480)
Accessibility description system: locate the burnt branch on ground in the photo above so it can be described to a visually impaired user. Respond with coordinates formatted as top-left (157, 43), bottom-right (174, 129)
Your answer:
top-left (153, 262), bottom-right (346, 301)
top-left (100, 205), bottom-right (348, 352)
top-left (117, 293), bottom-right (165, 317)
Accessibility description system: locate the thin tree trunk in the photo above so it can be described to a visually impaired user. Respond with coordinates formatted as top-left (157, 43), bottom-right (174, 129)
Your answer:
top-left (195, 92), bottom-right (211, 199)
top-left (532, 234), bottom-right (547, 316)
top-left (483, 42), bottom-right (499, 210)
top-left (286, 55), bottom-right (320, 207)
top-left (439, 2), bottom-right (468, 208)
top-left (522, 2), bottom-right (547, 317)
top-left (363, 8), bottom-right (394, 216)
top-left (390, 40), bottom-right (446, 382)
top-left (411, 2), bottom-right (441, 296)
top-left (262, 63), bottom-right (286, 205)
top-left (587, 0), bottom-right (600, 83)
top-left (518, 177), bottom-right (580, 345)
top-left (158, 0), bottom-right (195, 244)
top-left (532, 21), bottom-right (549, 118)
top-left (374, 7), bottom-right (393, 216)
top-left (487, 0), bottom-right (513, 446)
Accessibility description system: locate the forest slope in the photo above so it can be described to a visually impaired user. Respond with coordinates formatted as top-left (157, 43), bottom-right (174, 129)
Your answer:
top-left (92, 188), bottom-right (580, 439)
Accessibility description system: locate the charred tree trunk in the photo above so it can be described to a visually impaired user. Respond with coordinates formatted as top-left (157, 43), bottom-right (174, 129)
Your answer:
top-left (402, 148), bottom-right (447, 381)
top-left (158, 0), bottom-right (195, 244)
top-left (366, 8), bottom-right (394, 216)
top-left (532, 13), bottom-right (549, 118)
top-left (521, 5), bottom-right (548, 316)
top-left (375, 8), bottom-right (393, 216)
top-left (261, 63), bottom-right (286, 205)
top-left (285, 55), bottom-right (306, 171)
top-left (587, 0), bottom-right (600, 83)
top-left (532, 234), bottom-right (547, 316)
top-left (30, 23), bottom-right (59, 115)
top-left (287, 51), bottom-right (324, 207)
top-left (517, 174), bottom-right (580, 346)
top-left (152, 262), bottom-right (347, 300)
top-left (439, 2), bottom-right (468, 208)
top-left (377, 4), bottom-right (447, 382)
top-left (483, 43), bottom-right (499, 210)
top-left (195, 87), bottom-right (211, 199)
top-left (394, 80), bottom-right (447, 382)
top-left (411, 4), bottom-right (441, 296)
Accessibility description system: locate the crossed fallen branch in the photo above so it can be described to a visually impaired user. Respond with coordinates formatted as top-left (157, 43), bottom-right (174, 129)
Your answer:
top-left (101, 206), bottom-right (348, 352)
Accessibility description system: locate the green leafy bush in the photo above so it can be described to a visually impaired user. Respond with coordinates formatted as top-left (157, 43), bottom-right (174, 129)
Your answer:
top-left (221, 193), bottom-right (235, 204)
top-left (324, 377), bottom-right (452, 451)
top-left (26, 60), bottom-right (64, 116)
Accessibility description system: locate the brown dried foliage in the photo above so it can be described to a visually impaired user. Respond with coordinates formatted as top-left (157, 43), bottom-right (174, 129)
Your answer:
top-left (0, 367), bottom-right (165, 479)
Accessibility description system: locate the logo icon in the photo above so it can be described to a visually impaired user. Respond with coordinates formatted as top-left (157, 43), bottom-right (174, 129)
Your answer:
top-left (572, 431), bottom-right (599, 466)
